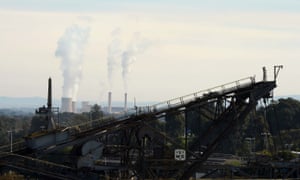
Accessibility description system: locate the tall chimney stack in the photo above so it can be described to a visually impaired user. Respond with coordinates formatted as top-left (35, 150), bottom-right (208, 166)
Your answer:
top-left (124, 92), bottom-right (128, 112)
top-left (47, 77), bottom-right (56, 130)
top-left (47, 77), bottom-right (52, 109)
top-left (108, 92), bottom-right (112, 114)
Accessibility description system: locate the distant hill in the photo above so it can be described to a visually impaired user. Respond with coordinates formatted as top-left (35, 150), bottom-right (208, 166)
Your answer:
top-left (0, 96), bottom-right (157, 110)
top-left (0, 95), bottom-right (298, 110)
top-left (0, 96), bottom-right (57, 109)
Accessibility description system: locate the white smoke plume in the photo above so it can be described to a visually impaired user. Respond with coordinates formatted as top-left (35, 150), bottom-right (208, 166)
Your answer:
top-left (107, 28), bottom-right (122, 90)
top-left (55, 24), bottom-right (90, 101)
top-left (121, 32), bottom-right (149, 91)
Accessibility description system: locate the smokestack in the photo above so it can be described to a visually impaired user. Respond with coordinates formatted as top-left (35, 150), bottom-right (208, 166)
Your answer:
top-left (124, 92), bottom-right (128, 112)
top-left (72, 101), bottom-right (76, 113)
top-left (61, 97), bottom-right (72, 112)
top-left (47, 77), bottom-right (52, 109)
top-left (47, 77), bottom-right (56, 130)
top-left (108, 92), bottom-right (112, 114)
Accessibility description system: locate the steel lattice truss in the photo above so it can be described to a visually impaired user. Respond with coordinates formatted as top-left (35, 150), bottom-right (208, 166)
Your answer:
top-left (0, 78), bottom-right (279, 179)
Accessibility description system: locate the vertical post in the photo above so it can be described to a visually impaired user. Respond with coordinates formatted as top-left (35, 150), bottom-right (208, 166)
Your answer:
top-left (185, 112), bottom-right (188, 151)
top-left (142, 136), bottom-right (145, 180)
top-left (124, 92), bottom-right (128, 112)
top-left (10, 130), bottom-right (12, 152)
top-left (108, 91), bottom-right (112, 114)
top-left (134, 97), bottom-right (138, 116)
top-left (262, 66), bottom-right (267, 81)
top-left (273, 65), bottom-right (283, 81)
top-left (7, 129), bottom-right (12, 152)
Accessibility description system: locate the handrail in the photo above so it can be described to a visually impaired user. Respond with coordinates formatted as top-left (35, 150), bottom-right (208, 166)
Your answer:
top-left (0, 141), bottom-right (26, 154)
top-left (123, 76), bottom-right (255, 116)
top-left (150, 76), bottom-right (255, 112)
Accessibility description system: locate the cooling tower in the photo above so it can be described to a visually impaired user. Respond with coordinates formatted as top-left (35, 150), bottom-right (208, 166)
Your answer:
top-left (108, 92), bottom-right (112, 114)
top-left (61, 97), bottom-right (72, 112)
top-left (81, 101), bottom-right (91, 113)
top-left (124, 92), bottom-right (128, 112)
top-left (72, 101), bottom-right (77, 113)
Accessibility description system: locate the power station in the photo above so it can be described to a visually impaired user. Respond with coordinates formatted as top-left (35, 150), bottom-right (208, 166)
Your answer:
top-left (60, 92), bottom-right (129, 114)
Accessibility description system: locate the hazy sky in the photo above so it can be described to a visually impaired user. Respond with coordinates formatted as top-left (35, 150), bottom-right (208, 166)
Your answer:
top-left (0, 0), bottom-right (299, 104)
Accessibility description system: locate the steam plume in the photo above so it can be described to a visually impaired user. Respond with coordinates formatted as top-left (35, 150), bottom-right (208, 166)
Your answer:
top-left (107, 28), bottom-right (122, 90)
top-left (121, 32), bottom-right (149, 91)
top-left (55, 24), bottom-right (90, 101)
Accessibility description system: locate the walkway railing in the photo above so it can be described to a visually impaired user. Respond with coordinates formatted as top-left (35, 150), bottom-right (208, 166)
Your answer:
top-left (0, 141), bottom-right (26, 155)
top-left (122, 76), bottom-right (255, 116)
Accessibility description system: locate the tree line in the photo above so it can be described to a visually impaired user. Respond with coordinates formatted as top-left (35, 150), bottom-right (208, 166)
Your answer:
top-left (1, 98), bottom-right (300, 157)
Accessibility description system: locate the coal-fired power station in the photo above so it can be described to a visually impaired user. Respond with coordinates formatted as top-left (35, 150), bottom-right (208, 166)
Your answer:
top-left (60, 91), bottom-right (129, 114)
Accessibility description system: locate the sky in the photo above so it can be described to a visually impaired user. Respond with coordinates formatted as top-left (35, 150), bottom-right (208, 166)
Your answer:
top-left (0, 0), bottom-right (299, 106)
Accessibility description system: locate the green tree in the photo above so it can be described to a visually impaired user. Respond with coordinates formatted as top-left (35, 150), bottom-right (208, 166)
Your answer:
top-left (186, 108), bottom-right (211, 137)
top-left (90, 104), bottom-right (103, 120)
top-left (265, 98), bottom-right (300, 133)
top-left (165, 111), bottom-right (184, 140)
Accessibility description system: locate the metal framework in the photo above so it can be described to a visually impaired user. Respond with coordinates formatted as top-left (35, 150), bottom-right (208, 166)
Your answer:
top-left (0, 75), bottom-right (288, 179)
